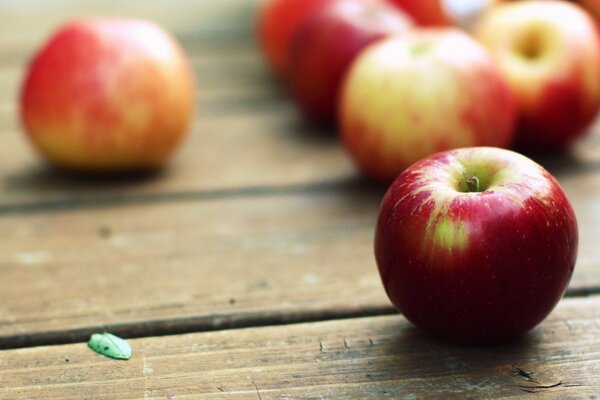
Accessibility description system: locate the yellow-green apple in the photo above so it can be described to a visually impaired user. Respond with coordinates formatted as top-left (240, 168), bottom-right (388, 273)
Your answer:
top-left (21, 18), bottom-right (195, 172)
top-left (257, 0), bottom-right (336, 79)
top-left (375, 146), bottom-right (578, 344)
top-left (387, 0), bottom-right (498, 28)
top-left (340, 29), bottom-right (516, 182)
top-left (474, 1), bottom-right (600, 152)
top-left (287, 0), bottom-right (413, 124)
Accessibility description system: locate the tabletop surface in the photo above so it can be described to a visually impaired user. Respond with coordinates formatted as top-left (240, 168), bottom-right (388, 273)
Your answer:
top-left (1, 1), bottom-right (599, 399)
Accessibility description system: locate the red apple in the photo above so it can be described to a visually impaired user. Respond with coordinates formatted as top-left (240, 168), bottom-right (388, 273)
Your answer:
top-left (287, 0), bottom-right (413, 124)
top-left (580, 0), bottom-right (600, 22)
top-left (474, 1), bottom-right (600, 152)
top-left (387, 0), bottom-right (497, 28)
top-left (340, 29), bottom-right (516, 182)
top-left (257, 0), bottom-right (335, 79)
top-left (387, 0), bottom-right (452, 26)
top-left (20, 18), bottom-right (195, 172)
top-left (375, 146), bottom-right (578, 344)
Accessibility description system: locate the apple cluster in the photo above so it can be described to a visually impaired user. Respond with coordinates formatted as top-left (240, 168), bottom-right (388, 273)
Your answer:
top-left (258, 0), bottom-right (600, 181)
top-left (258, 0), bottom-right (588, 343)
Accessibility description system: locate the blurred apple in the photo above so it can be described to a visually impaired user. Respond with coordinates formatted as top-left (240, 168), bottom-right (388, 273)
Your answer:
top-left (257, 0), bottom-right (335, 79)
top-left (475, 1), bottom-right (600, 151)
top-left (340, 29), bottom-right (516, 182)
top-left (21, 18), bottom-right (195, 172)
top-left (387, 0), bottom-right (497, 28)
top-left (287, 0), bottom-right (413, 124)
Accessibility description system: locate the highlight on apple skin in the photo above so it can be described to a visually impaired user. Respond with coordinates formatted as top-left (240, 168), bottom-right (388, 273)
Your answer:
top-left (286, 0), bottom-right (414, 124)
top-left (339, 29), bottom-right (516, 182)
top-left (375, 146), bottom-right (578, 344)
top-left (474, 0), bottom-right (600, 152)
top-left (387, 0), bottom-right (498, 28)
top-left (20, 18), bottom-right (196, 172)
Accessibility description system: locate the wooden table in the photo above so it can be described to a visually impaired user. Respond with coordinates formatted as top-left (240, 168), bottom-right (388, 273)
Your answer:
top-left (1, 1), bottom-right (599, 398)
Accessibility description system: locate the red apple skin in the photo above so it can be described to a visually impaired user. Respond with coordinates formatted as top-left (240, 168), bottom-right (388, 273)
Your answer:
top-left (387, 0), bottom-right (452, 26)
top-left (475, 1), bottom-right (600, 152)
top-left (257, 0), bottom-right (335, 79)
top-left (340, 30), bottom-right (516, 182)
top-left (375, 147), bottom-right (578, 344)
top-left (287, 0), bottom-right (413, 124)
top-left (387, 0), bottom-right (501, 29)
top-left (21, 18), bottom-right (195, 172)
top-left (580, 0), bottom-right (600, 22)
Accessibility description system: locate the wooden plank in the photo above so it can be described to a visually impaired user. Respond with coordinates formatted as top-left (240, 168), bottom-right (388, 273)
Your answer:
top-left (0, 183), bottom-right (598, 346)
top-left (1, 296), bottom-right (599, 399)
top-left (0, 187), bottom-right (385, 346)
top-left (0, 0), bottom-right (262, 57)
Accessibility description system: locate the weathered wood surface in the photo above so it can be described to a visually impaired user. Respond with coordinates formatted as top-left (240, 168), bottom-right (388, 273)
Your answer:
top-left (1, 176), bottom-right (599, 347)
top-left (0, 188), bottom-right (386, 347)
top-left (1, 296), bottom-right (599, 399)
top-left (0, 0), bottom-right (598, 350)
top-left (0, 0), bottom-right (261, 52)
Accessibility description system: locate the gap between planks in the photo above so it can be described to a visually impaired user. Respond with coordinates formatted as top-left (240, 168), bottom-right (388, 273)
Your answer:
top-left (1, 296), bottom-right (600, 399)
top-left (0, 305), bottom-right (396, 350)
top-left (0, 177), bottom-right (367, 217)
top-left (2, 289), bottom-right (599, 351)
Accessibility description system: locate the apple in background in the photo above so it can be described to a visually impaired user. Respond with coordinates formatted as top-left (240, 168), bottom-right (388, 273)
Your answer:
top-left (375, 147), bottom-right (578, 344)
top-left (474, 1), bottom-right (600, 152)
top-left (387, 0), bottom-right (452, 26)
top-left (340, 29), bottom-right (516, 182)
top-left (287, 0), bottom-right (413, 124)
top-left (20, 18), bottom-right (195, 172)
top-left (387, 0), bottom-right (497, 28)
top-left (257, 0), bottom-right (335, 79)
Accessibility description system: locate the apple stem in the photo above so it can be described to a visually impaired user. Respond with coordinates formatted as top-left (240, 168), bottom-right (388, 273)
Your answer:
top-left (466, 176), bottom-right (480, 193)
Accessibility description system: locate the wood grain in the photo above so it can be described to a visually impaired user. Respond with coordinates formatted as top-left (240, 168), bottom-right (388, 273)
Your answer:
top-left (1, 296), bottom-right (599, 399)
top-left (0, 181), bottom-right (598, 347)
top-left (0, 186), bottom-right (386, 346)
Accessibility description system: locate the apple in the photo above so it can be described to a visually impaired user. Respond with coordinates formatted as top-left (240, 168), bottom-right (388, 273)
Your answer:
top-left (287, 0), bottom-right (413, 124)
top-left (580, 0), bottom-right (600, 22)
top-left (387, 0), bottom-right (497, 28)
top-left (340, 29), bottom-right (516, 182)
top-left (387, 0), bottom-right (452, 26)
top-left (375, 146), bottom-right (578, 344)
top-left (474, 0), bottom-right (600, 152)
top-left (256, 0), bottom-right (335, 79)
top-left (20, 18), bottom-right (195, 172)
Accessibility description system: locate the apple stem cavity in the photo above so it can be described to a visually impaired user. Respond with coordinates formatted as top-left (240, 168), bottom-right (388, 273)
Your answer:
top-left (517, 29), bottom-right (544, 61)
top-left (466, 176), bottom-right (480, 193)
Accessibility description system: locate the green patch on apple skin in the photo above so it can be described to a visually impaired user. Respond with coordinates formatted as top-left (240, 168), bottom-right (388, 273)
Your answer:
top-left (433, 218), bottom-right (469, 253)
